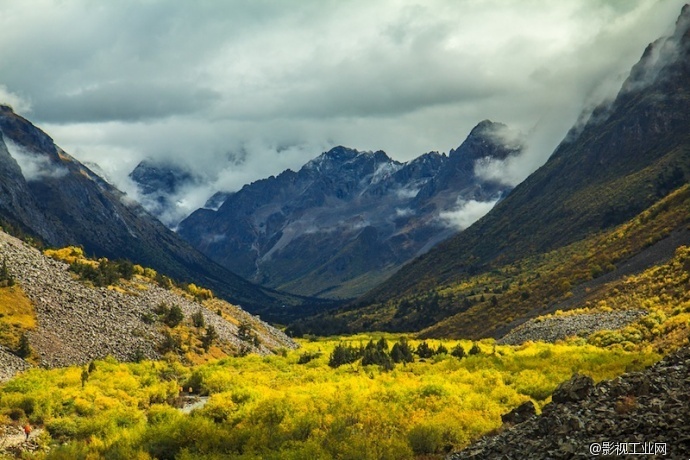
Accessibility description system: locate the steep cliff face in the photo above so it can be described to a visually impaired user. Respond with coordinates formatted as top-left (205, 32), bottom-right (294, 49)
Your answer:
top-left (178, 121), bottom-right (521, 299)
top-left (0, 106), bottom-right (310, 317)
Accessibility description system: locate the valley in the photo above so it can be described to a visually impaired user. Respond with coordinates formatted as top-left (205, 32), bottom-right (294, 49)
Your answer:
top-left (0, 3), bottom-right (689, 459)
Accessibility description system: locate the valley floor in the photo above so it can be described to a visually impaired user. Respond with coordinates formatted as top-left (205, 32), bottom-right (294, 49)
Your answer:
top-left (0, 334), bottom-right (661, 459)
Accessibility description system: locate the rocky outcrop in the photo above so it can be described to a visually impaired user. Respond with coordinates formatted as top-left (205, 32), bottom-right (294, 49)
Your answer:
top-left (0, 230), bottom-right (296, 373)
top-left (449, 345), bottom-right (690, 459)
top-left (498, 310), bottom-right (646, 345)
top-left (501, 401), bottom-right (536, 426)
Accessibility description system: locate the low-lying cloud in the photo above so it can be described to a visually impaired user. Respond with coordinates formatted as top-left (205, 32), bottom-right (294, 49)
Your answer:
top-left (5, 140), bottom-right (68, 182)
top-left (438, 198), bottom-right (499, 231)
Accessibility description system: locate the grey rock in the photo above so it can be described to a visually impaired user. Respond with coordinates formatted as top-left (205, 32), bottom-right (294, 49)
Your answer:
top-left (501, 400), bottom-right (536, 425)
top-left (551, 374), bottom-right (594, 404)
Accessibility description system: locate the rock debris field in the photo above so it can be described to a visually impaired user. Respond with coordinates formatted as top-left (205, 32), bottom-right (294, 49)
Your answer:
top-left (448, 344), bottom-right (690, 459)
top-left (498, 310), bottom-right (646, 346)
top-left (0, 231), bottom-right (296, 374)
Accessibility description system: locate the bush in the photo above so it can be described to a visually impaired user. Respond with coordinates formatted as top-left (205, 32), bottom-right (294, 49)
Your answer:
top-left (192, 309), bottom-right (205, 328)
top-left (416, 342), bottom-right (434, 359)
top-left (297, 351), bottom-right (321, 365)
top-left (328, 343), bottom-right (361, 368)
top-left (46, 418), bottom-right (79, 442)
top-left (15, 332), bottom-right (32, 358)
top-left (391, 338), bottom-right (414, 363)
top-left (451, 344), bottom-right (466, 359)
top-left (0, 257), bottom-right (14, 287)
top-left (6, 407), bottom-right (25, 421)
top-left (163, 305), bottom-right (184, 328)
top-left (202, 325), bottom-right (218, 351)
top-left (407, 424), bottom-right (443, 455)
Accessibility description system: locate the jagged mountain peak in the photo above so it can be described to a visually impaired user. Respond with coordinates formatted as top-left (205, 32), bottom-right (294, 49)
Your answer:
top-left (178, 125), bottom-right (515, 300)
top-left (449, 120), bottom-right (524, 162)
top-left (303, 145), bottom-right (397, 173)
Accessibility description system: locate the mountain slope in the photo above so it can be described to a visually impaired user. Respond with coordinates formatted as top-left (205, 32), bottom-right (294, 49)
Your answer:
top-left (0, 229), bottom-right (296, 373)
top-left (359, 6), bottom-right (690, 308)
top-left (0, 106), bottom-right (314, 318)
top-left (287, 5), bottom-right (690, 337)
top-left (178, 121), bottom-right (520, 299)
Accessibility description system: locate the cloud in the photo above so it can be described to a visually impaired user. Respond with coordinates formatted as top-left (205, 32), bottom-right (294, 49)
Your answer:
top-left (0, 85), bottom-right (31, 114)
top-left (438, 198), bottom-right (500, 231)
top-left (0, 0), bottom-right (686, 222)
top-left (4, 139), bottom-right (68, 181)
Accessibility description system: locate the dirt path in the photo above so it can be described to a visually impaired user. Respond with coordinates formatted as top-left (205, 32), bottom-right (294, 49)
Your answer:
top-left (0, 426), bottom-right (43, 451)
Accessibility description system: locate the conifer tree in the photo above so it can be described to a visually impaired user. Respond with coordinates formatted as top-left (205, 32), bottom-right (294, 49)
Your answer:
top-left (202, 325), bottom-right (218, 351)
top-left (15, 333), bottom-right (31, 358)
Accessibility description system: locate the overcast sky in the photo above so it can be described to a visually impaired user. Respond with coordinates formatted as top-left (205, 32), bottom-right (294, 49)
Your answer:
top-left (0, 0), bottom-right (685, 223)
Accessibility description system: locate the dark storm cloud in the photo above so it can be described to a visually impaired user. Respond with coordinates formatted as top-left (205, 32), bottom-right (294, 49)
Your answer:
top-left (0, 0), bottom-right (687, 222)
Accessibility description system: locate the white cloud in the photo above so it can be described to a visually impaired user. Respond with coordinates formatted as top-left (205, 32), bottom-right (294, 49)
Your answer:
top-left (0, 85), bottom-right (31, 114)
top-left (439, 198), bottom-right (499, 230)
top-left (5, 139), bottom-right (68, 181)
top-left (395, 186), bottom-right (421, 200)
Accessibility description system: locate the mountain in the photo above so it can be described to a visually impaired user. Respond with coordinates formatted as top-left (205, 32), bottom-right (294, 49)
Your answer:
top-left (128, 159), bottom-right (203, 228)
top-left (0, 228), bottom-right (296, 374)
top-left (0, 106), bottom-right (316, 319)
top-left (177, 121), bottom-right (521, 299)
top-left (287, 5), bottom-right (690, 337)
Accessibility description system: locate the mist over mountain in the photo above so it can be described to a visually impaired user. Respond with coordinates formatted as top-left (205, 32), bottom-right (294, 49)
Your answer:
top-left (0, 106), bottom-right (313, 316)
top-left (176, 121), bottom-right (521, 299)
top-left (128, 159), bottom-right (205, 228)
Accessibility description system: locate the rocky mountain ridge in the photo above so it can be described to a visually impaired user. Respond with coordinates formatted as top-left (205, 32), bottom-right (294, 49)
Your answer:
top-left (176, 120), bottom-right (521, 300)
top-left (0, 229), bottom-right (296, 376)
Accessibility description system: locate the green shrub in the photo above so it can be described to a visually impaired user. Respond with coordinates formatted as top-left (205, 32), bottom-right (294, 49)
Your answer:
top-left (163, 305), bottom-right (184, 328)
top-left (407, 424), bottom-right (443, 455)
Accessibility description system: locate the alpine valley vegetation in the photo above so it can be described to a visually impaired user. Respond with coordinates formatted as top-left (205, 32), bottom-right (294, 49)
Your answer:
top-left (0, 5), bottom-right (689, 460)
